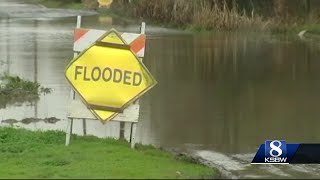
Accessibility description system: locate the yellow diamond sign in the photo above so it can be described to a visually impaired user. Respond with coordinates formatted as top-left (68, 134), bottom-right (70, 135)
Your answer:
top-left (65, 29), bottom-right (157, 121)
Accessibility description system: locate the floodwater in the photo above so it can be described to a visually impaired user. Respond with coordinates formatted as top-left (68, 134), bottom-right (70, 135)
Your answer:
top-left (1, 0), bottom-right (320, 178)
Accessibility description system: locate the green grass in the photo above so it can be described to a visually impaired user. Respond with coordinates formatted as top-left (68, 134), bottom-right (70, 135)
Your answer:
top-left (0, 127), bottom-right (219, 179)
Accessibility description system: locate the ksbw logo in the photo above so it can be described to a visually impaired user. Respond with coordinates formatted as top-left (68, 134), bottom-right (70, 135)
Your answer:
top-left (264, 140), bottom-right (287, 163)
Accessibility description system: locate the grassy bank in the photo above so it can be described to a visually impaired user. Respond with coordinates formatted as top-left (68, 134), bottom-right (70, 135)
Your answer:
top-left (298, 24), bottom-right (320, 35)
top-left (26, 0), bottom-right (85, 10)
top-left (0, 127), bottom-right (219, 179)
top-left (23, 0), bottom-right (320, 34)
top-left (110, 0), bottom-right (320, 34)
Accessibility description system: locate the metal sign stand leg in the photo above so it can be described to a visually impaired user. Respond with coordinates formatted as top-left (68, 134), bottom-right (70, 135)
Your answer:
top-left (65, 15), bottom-right (82, 146)
top-left (82, 118), bottom-right (87, 136)
top-left (129, 22), bottom-right (145, 149)
top-left (65, 118), bottom-right (73, 146)
top-left (130, 122), bottom-right (137, 149)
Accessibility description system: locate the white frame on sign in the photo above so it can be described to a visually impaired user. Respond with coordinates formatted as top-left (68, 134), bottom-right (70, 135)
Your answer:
top-left (65, 15), bottom-right (146, 148)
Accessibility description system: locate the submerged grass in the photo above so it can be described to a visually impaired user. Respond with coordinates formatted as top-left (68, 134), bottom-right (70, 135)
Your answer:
top-left (0, 74), bottom-right (51, 107)
top-left (0, 75), bottom-right (40, 95)
top-left (0, 127), bottom-right (219, 179)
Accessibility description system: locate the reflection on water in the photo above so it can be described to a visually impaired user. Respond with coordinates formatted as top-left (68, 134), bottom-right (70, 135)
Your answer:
top-left (1, 0), bottom-right (320, 178)
top-left (1, 117), bottom-right (60, 125)
top-left (0, 17), bottom-right (73, 121)
top-left (142, 33), bottom-right (320, 178)
top-left (145, 33), bottom-right (320, 154)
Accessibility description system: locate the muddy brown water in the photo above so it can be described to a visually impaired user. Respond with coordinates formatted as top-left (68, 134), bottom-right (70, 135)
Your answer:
top-left (1, 0), bottom-right (320, 178)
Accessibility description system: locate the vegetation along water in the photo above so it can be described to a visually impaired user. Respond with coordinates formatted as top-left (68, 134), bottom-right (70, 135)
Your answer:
top-left (29, 0), bottom-right (320, 34)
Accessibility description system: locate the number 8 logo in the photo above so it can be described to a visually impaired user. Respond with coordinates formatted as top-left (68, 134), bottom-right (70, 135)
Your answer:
top-left (269, 140), bottom-right (283, 157)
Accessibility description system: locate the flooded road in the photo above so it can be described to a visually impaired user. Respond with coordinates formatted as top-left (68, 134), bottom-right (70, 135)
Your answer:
top-left (1, 0), bottom-right (320, 178)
